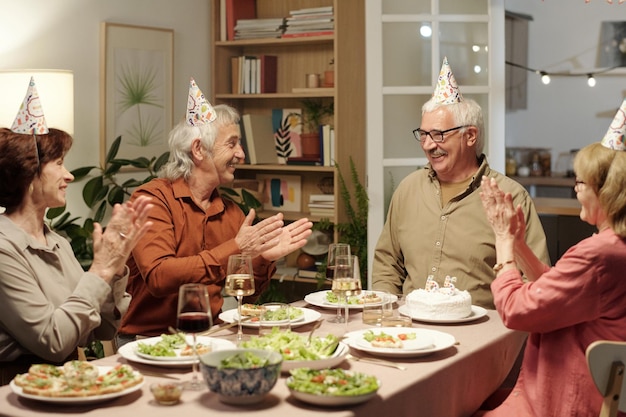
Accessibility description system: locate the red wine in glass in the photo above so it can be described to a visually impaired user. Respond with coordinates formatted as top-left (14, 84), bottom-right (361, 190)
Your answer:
top-left (177, 312), bottom-right (210, 333)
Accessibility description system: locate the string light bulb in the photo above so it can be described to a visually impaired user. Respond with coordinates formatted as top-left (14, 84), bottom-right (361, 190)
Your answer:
top-left (587, 74), bottom-right (596, 87)
top-left (540, 71), bottom-right (551, 85)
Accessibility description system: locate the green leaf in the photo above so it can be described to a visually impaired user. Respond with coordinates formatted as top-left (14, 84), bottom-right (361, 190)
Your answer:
top-left (106, 137), bottom-right (121, 164)
top-left (122, 179), bottom-right (144, 188)
top-left (46, 206), bottom-right (67, 220)
top-left (154, 152), bottom-right (170, 171)
top-left (220, 187), bottom-right (239, 197)
top-left (104, 162), bottom-right (122, 176)
top-left (107, 186), bottom-right (125, 206)
top-left (242, 189), bottom-right (262, 209)
top-left (129, 157), bottom-right (150, 169)
top-left (71, 166), bottom-right (96, 181)
top-left (93, 201), bottom-right (107, 223)
top-left (83, 176), bottom-right (104, 207)
top-left (110, 158), bottom-right (134, 166)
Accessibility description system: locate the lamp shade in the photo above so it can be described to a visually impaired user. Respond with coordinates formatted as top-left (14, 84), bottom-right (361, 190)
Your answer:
top-left (0, 69), bottom-right (74, 135)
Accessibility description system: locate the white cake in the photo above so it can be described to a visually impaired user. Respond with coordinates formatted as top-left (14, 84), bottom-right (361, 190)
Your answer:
top-left (406, 287), bottom-right (472, 319)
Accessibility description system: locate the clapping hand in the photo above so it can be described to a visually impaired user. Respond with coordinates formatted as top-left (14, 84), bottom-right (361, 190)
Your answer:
top-left (236, 209), bottom-right (313, 261)
top-left (90, 195), bottom-right (154, 282)
top-left (479, 176), bottom-right (525, 244)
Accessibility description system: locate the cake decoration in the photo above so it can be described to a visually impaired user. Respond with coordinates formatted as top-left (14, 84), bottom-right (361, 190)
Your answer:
top-left (406, 275), bottom-right (472, 319)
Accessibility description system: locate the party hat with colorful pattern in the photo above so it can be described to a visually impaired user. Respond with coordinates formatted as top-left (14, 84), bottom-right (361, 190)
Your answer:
top-left (186, 77), bottom-right (216, 126)
top-left (11, 76), bottom-right (49, 134)
top-left (433, 57), bottom-right (463, 105)
top-left (600, 98), bottom-right (626, 151)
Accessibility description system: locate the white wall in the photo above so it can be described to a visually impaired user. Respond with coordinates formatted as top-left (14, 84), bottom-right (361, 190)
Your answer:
top-left (0, 0), bottom-right (211, 219)
top-left (504, 0), bottom-right (625, 167)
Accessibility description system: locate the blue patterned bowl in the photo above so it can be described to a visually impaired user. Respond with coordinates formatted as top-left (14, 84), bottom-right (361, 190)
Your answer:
top-left (199, 348), bottom-right (282, 404)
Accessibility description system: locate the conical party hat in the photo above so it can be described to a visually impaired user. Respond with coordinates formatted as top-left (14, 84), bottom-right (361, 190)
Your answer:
top-left (186, 77), bottom-right (216, 126)
top-left (433, 57), bottom-right (463, 105)
top-left (11, 76), bottom-right (49, 134)
top-left (600, 98), bottom-right (626, 151)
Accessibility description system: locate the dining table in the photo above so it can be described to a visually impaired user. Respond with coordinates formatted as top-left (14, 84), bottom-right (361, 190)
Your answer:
top-left (0, 296), bottom-right (526, 417)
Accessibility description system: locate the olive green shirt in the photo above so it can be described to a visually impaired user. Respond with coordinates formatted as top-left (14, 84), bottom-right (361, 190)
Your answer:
top-left (372, 155), bottom-right (550, 309)
top-left (0, 215), bottom-right (130, 362)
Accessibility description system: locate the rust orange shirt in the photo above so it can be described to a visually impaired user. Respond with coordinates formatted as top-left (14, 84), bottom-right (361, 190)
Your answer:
top-left (119, 178), bottom-right (274, 337)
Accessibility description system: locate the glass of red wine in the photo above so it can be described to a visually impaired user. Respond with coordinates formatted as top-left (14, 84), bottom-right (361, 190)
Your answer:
top-left (326, 243), bottom-right (351, 323)
top-left (177, 283), bottom-right (211, 390)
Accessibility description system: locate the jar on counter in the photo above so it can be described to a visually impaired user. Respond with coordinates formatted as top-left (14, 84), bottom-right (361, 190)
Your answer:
top-left (530, 153), bottom-right (543, 177)
top-left (505, 151), bottom-right (517, 176)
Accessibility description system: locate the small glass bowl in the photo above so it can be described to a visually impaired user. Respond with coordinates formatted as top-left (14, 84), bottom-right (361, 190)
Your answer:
top-left (150, 382), bottom-right (183, 405)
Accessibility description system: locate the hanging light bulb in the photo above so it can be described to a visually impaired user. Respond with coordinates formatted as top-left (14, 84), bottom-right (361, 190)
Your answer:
top-left (587, 74), bottom-right (596, 87)
top-left (540, 71), bottom-right (551, 85)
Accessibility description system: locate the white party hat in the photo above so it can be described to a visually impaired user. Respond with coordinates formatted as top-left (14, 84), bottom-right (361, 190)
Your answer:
top-left (433, 57), bottom-right (463, 104)
top-left (10, 76), bottom-right (49, 134)
top-left (600, 98), bottom-right (626, 151)
top-left (186, 77), bottom-right (216, 126)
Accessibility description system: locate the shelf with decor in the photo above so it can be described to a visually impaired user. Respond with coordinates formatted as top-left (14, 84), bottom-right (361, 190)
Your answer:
top-left (210, 0), bottom-right (365, 236)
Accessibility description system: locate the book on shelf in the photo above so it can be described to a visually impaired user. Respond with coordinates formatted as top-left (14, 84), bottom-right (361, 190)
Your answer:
top-left (281, 30), bottom-right (334, 38)
top-left (286, 156), bottom-right (321, 166)
top-left (321, 124), bottom-right (332, 166)
top-left (308, 202), bottom-right (334, 209)
top-left (242, 114), bottom-right (278, 164)
top-left (309, 207), bottom-right (335, 217)
top-left (220, 0), bottom-right (227, 41)
top-left (309, 194), bottom-right (335, 203)
top-left (225, 0), bottom-right (256, 41)
top-left (258, 55), bottom-right (277, 93)
top-left (289, 6), bottom-right (333, 15)
top-left (298, 268), bottom-right (320, 279)
top-left (234, 18), bottom-right (285, 40)
top-left (329, 127), bottom-right (335, 165)
top-left (237, 119), bottom-right (250, 164)
top-left (231, 55), bottom-right (277, 94)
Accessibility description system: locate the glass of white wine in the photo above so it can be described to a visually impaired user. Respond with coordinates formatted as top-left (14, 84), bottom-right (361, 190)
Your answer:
top-left (331, 254), bottom-right (361, 331)
top-left (225, 254), bottom-right (255, 344)
top-left (326, 243), bottom-right (351, 323)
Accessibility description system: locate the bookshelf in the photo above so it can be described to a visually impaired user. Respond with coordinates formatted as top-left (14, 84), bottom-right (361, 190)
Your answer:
top-left (210, 0), bottom-right (365, 234)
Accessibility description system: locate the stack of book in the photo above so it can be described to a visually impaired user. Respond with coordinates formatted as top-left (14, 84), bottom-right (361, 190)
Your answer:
top-left (282, 6), bottom-right (334, 38)
top-left (234, 18), bottom-right (285, 40)
top-left (308, 194), bottom-right (335, 218)
top-left (230, 55), bottom-right (277, 94)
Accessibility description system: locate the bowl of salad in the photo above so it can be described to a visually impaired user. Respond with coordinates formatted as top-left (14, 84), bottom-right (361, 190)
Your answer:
top-left (199, 349), bottom-right (282, 404)
top-left (241, 328), bottom-right (348, 372)
top-left (286, 368), bottom-right (380, 406)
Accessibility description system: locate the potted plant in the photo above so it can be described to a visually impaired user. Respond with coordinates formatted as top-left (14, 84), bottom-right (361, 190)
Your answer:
top-left (300, 99), bottom-right (334, 159)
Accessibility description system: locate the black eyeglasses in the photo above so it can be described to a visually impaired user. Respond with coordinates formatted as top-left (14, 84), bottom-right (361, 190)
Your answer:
top-left (413, 125), bottom-right (471, 143)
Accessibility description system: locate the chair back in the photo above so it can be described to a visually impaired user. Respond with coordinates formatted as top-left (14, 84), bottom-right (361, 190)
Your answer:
top-left (586, 340), bottom-right (626, 417)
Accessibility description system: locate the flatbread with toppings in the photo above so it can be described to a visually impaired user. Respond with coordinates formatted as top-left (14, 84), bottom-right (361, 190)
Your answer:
top-left (13, 362), bottom-right (143, 397)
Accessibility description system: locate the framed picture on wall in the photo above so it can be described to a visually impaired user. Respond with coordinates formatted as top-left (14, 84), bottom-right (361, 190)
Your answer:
top-left (255, 174), bottom-right (302, 212)
top-left (100, 22), bottom-right (174, 168)
top-left (597, 21), bottom-right (626, 68)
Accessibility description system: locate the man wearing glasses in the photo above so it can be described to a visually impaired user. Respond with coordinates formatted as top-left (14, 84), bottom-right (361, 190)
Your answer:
top-left (372, 58), bottom-right (549, 310)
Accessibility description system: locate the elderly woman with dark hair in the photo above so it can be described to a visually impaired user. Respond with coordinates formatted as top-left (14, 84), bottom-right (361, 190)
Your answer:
top-left (476, 100), bottom-right (626, 416)
top-left (117, 79), bottom-right (313, 346)
top-left (0, 79), bottom-right (153, 384)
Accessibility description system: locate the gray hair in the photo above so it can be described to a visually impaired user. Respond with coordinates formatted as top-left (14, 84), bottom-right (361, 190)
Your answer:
top-left (422, 97), bottom-right (485, 156)
top-left (159, 104), bottom-right (240, 181)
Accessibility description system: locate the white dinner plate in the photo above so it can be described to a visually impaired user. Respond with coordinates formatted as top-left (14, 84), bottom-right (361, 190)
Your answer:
top-left (218, 307), bottom-right (321, 328)
top-left (286, 374), bottom-right (380, 406)
top-left (345, 328), bottom-right (456, 358)
top-left (398, 304), bottom-right (488, 324)
top-left (10, 366), bottom-right (144, 405)
top-left (118, 336), bottom-right (235, 367)
top-left (304, 290), bottom-right (399, 310)
top-left (281, 342), bottom-right (349, 372)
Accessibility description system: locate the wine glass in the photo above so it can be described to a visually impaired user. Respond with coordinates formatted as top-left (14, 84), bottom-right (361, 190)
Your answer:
top-left (176, 283), bottom-right (211, 390)
top-left (332, 254), bottom-right (360, 331)
top-left (326, 243), bottom-right (350, 323)
top-left (225, 254), bottom-right (255, 344)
